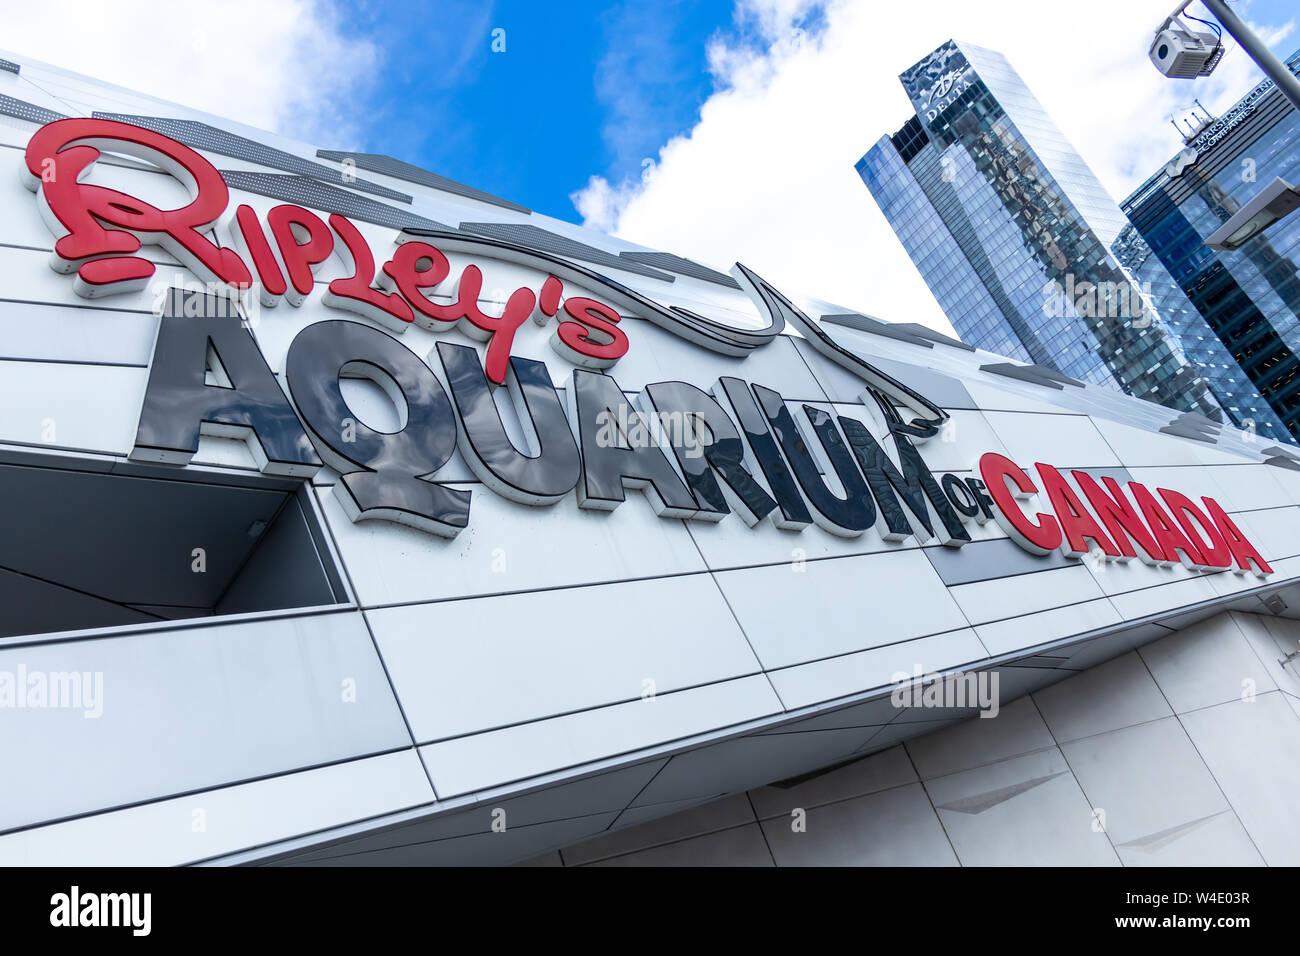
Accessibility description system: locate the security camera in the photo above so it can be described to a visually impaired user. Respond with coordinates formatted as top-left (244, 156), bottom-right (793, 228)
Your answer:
top-left (1205, 177), bottom-right (1300, 251)
top-left (1150, 17), bottom-right (1224, 78)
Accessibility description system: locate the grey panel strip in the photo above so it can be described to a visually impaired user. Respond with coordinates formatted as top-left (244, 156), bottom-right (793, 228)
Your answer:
top-left (1262, 444), bottom-right (1300, 460)
top-left (822, 312), bottom-right (934, 348)
top-left (1072, 465), bottom-right (1135, 485)
top-left (0, 59), bottom-right (19, 75)
top-left (317, 149), bottom-right (530, 214)
top-left (618, 251), bottom-right (740, 288)
top-left (889, 322), bottom-right (976, 351)
top-left (94, 113), bottom-right (413, 204)
top-left (866, 355), bottom-right (975, 410)
top-left (980, 362), bottom-right (1084, 389)
top-left (0, 93), bottom-right (66, 126)
top-left (826, 313), bottom-right (975, 353)
top-left (458, 222), bottom-right (674, 282)
top-left (1159, 411), bottom-right (1222, 445)
top-left (924, 537), bottom-right (1072, 587)
top-left (218, 171), bottom-right (450, 233)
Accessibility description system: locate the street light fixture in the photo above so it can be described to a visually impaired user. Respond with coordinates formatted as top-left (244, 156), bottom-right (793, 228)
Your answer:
top-left (1205, 177), bottom-right (1300, 251)
top-left (1149, 10), bottom-right (1223, 78)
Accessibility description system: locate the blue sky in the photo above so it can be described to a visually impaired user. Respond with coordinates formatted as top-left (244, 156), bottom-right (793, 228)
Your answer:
top-left (342, 0), bottom-right (733, 219)
top-left (339, 0), bottom-right (827, 221)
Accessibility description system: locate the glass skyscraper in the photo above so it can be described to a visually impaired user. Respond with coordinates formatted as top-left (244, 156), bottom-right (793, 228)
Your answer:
top-left (858, 40), bottom-right (1289, 441)
top-left (1123, 50), bottom-right (1300, 442)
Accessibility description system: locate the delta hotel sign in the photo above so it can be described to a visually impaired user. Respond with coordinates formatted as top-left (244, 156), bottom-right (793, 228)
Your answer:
top-left (18, 117), bottom-right (1275, 577)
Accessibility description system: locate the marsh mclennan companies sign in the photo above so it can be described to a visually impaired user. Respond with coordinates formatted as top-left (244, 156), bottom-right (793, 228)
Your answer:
top-left (19, 117), bottom-right (1272, 575)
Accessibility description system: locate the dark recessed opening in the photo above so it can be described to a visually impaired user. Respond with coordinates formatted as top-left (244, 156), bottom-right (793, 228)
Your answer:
top-left (0, 460), bottom-right (346, 640)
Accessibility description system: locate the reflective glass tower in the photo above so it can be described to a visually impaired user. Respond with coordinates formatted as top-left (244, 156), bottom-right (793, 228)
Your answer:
top-left (859, 40), bottom-right (1289, 440)
top-left (1123, 50), bottom-right (1300, 442)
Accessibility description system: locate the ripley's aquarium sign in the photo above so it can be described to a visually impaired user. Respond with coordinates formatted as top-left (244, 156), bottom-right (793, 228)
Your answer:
top-left (19, 118), bottom-right (1275, 577)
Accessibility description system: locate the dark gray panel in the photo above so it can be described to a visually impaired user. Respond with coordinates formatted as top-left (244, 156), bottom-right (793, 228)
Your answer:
top-left (1160, 411), bottom-right (1222, 444)
top-left (924, 537), bottom-right (1072, 586)
top-left (0, 93), bottom-right (65, 126)
top-left (980, 362), bottom-right (1084, 389)
top-left (822, 312), bottom-right (934, 348)
top-left (458, 222), bottom-right (674, 282)
top-left (870, 355), bottom-right (975, 409)
top-left (94, 113), bottom-right (412, 204)
top-left (0, 567), bottom-right (158, 639)
top-left (618, 251), bottom-right (741, 288)
top-left (316, 149), bottom-right (530, 214)
top-left (216, 497), bottom-right (337, 615)
top-left (1262, 444), bottom-right (1300, 461)
top-left (293, 485), bottom-right (347, 601)
top-left (0, 462), bottom-right (286, 607)
top-left (890, 322), bottom-right (976, 351)
top-left (218, 171), bottom-right (449, 232)
top-left (0, 59), bottom-right (19, 75)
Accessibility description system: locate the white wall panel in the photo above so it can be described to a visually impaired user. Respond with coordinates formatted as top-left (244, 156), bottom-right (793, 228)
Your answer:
top-left (1059, 717), bottom-right (1235, 859)
top-left (1225, 507), bottom-right (1300, 565)
top-left (1090, 416), bottom-right (1256, 467)
top-left (924, 748), bottom-right (1118, 866)
top-left (0, 750), bottom-right (432, 866)
top-left (1107, 574), bottom-right (1221, 621)
top-left (418, 675), bottom-right (783, 798)
top-left (905, 696), bottom-right (1055, 779)
top-left (0, 610), bottom-right (410, 832)
top-left (714, 549), bottom-right (969, 670)
top-left (1139, 615), bottom-right (1278, 713)
top-left (1032, 651), bottom-right (1172, 743)
top-left (981, 409), bottom-right (1121, 468)
top-left (1202, 463), bottom-right (1295, 513)
top-left (974, 597), bottom-right (1122, 657)
top-left (369, 573), bottom-right (762, 743)
top-left (758, 782), bottom-right (956, 866)
top-left (0, 299), bottom-right (156, 366)
top-left (948, 565), bottom-right (1106, 626)
top-left (0, 360), bottom-right (146, 455)
top-left (1178, 693), bottom-right (1300, 865)
top-left (0, 244), bottom-right (187, 313)
top-left (319, 483), bottom-right (705, 608)
top-left (766, 628), bottom-right (988, 711)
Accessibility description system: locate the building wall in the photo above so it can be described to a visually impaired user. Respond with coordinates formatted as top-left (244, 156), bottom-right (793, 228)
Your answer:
top-left (1124, 51), bottom-right (1300, 443)
top-left (1, 50), bottom-right (1300, 867)
top-left (859, 40), bottom-right (1289, 441)
top-left (536, 610), bottom-right (1300, 866)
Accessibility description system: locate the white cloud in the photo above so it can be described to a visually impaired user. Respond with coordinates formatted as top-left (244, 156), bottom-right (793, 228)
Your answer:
top-left (0, 0), bottom-right (380, 146)
top-left (574, 0), bottom-right (1295, 336)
